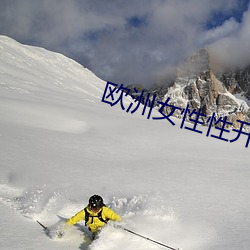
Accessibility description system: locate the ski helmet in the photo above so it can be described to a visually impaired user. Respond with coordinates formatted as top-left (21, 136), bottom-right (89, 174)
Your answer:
top-left (89, 195), bottom-right (104, 210)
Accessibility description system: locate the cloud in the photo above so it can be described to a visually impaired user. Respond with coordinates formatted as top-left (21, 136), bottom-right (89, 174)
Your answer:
top-left (209, 4), bottom-right (250, 69)
top-left (200, 18), bottom-right (240, 45)
top-left (0, 0), bottom-right (249, 87)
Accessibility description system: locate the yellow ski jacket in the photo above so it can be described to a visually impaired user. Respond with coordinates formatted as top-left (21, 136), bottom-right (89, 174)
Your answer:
top-left (67, 206), bottom-right (121, 233)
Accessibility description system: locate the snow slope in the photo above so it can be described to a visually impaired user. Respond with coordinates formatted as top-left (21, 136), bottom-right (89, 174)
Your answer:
top-left (0, 35), bottom-right (250, 250)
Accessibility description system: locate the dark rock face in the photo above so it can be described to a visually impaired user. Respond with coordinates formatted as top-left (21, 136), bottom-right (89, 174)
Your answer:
top-left (218, 66), bottom-right (250, 99)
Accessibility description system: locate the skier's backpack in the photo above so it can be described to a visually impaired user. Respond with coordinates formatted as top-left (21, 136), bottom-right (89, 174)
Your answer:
top-left (84, 206), bottom-right (109, 226)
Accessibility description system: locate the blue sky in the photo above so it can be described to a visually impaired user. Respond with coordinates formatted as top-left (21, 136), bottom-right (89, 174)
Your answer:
top-left (206, 0), bottom-right (249, 28)
top-left (0, 0), bottom-right (249, 87)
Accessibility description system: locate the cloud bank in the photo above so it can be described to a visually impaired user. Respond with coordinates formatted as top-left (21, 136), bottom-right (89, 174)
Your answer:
top-left (0, 0), bottom-right (249, 87)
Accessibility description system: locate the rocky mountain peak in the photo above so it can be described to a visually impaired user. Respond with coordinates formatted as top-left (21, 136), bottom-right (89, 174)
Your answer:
top-left (127, 48), bottom-right (250, 130)
top-left (177, 48), bottom-right (210, 78)
top-left (217, 66), bottom-right (250, 100)
top-left (162, 48), bottom-right (250, 129)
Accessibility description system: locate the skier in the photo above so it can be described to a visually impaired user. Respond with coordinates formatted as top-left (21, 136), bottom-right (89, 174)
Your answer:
top-left (66, 194), bottom-right (121, 239)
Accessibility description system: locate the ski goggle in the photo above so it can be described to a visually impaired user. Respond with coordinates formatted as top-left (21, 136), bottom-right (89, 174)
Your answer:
top-left (90, 204), bottom-right (101, 211)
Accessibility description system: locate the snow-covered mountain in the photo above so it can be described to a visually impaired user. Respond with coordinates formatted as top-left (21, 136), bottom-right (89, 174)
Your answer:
top-left (127, 49), bottom-right (250, 130)
top-left (164, 49), bottom-right (250, 128)
top-left (218, 65), bottom-right (250, 100)
top-left (0, 36), bottom-right (250, 250)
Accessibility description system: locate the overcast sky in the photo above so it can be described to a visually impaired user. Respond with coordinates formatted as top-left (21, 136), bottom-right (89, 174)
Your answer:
top-left (0, 0), bottom-right (249, 87)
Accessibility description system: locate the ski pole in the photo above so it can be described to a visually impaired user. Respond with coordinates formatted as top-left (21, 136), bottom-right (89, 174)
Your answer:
top-left (122, 227), bottom-right (180, 250)
top-left (37, 220), bottom-right (48, 231)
